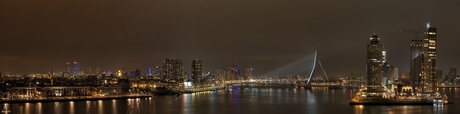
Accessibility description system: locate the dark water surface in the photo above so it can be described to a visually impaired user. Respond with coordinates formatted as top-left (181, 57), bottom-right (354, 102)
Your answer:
top-left (2, 84), bottom-right (460, 114)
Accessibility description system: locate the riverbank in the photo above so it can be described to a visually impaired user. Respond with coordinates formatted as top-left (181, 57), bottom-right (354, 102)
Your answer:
top-left (350, 100), bottom-right (454, 105)
top-left (0, 95), bottom-right (151, 103)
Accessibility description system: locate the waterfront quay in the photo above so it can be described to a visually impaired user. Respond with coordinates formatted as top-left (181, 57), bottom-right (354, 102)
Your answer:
top-left (349, 87), bottom-right (453, 105)
top-left (0, 95), bottom-right (151, 103)
top-left (0, 74), bottom-right (230, 102)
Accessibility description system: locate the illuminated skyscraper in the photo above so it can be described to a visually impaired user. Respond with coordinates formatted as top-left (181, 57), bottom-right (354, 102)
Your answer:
top-left (366, 33), bottom-right (384, 92)
top-left (420, 23), bottom-right (437, 94)
top-left (191, 59), bottom-right (202, 79)
top-left (117, 69), bottom-right (122, 77)
top-left (163, 59), bottom-right (183, 79)
top-left (382, 50), bottom-right (389, 86)
top-left (147, 68), bottom-right (153, 76)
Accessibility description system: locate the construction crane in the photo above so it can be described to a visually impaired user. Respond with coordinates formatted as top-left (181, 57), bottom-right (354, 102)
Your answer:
top-left (399, 27), bottom-right (425, 40)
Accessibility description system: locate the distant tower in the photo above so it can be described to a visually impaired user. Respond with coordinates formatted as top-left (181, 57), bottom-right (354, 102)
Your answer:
top-left (71, 61), bottom-right (80, 76)
top-left (245, 68), bottom-right (253, 80)
top-left (448, 68), bottom-right (457, 83)
top-left (191, 59), bottom-right (202, 79)
top-left (66, 61), bottom-right (71, 73)
top-left (420, 23), bottom-right (437, 94)
top-left (130, 69), bottom-right (141, 76)
top-left (147, 68), bottom-right (153, 76)
top-left (366, 33), bottom-right (384, 92)
top-left (232, 62), bottom-right (240, 80)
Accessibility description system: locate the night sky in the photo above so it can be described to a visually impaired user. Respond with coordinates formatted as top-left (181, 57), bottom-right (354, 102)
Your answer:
top-left (1, 0), bottom-right (459, 77)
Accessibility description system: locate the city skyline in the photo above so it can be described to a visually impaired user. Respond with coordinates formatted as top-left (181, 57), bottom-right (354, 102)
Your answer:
top-left (2, 0), bottom-right (460, 76)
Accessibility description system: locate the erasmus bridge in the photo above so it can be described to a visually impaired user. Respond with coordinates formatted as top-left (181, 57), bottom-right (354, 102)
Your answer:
top-left (225, 51), bottom-right (340, 87)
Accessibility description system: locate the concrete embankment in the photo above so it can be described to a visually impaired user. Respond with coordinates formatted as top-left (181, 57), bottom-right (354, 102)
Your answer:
top-left (0, 95), bottom-right (151, 103)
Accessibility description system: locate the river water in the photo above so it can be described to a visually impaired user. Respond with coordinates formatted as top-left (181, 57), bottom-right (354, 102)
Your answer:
top-left (2, 84), bottom-right (460, 114)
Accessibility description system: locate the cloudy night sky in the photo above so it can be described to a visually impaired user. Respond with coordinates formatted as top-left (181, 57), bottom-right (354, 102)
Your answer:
top-left (1, 0), bottom-right (459, 76)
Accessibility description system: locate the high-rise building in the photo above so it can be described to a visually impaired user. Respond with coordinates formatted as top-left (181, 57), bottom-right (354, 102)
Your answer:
top-left (245, 68), bottom-right (253, 80)
top-left (393, 67), bottom-right (399, 80)
top-left (448, 68), bottom-right (456, 84)
top-left (232, 62), bottom-right (240, 80)
top-left (153, 66), bottom-right (161, 77)
top-left (448, 68), bottom-right (456, 80)
top-left (117, 69), bottom-right (123, 77)
top-left (420, 23), bottom-right (437, 94)
top-left (366, 33), bottom-right (384, 92)
top-left (388, 66), bottom-right (399, 81)
top-left (135, 69), bottom-right (141, 76)
top-left (215, 66), bottom-right (232, 81)
top-left (191, 59), bottom-right (202, 80)
top-left (436, 70), bottom-right (443, 86)
top-left (163, 59), bottom-right (183, 79)
top-left (130, 69), bottom-right (141, 76)
top-left (382, 50), bottom-right (389, 86)
top-left (410, 39), bottom-right (423, 89)
top-left (147, 68), bottom-right (153, 76)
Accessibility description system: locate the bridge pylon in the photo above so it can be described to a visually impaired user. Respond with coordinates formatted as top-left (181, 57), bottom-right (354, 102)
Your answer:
top-left (306, 50), bottom-right (329, 85)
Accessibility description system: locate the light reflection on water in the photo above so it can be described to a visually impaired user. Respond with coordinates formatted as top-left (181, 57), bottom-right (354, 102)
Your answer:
top-left (112, 99), bottom-right (117, 114)
top-left (36, 102), bottom-right (42, 114)
top-left (0, 84), bottom-right (459, 114)
top-left (69, 101), bottom-right (74, 114)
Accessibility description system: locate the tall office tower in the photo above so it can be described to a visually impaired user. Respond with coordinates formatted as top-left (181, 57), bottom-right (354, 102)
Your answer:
top-left (421, 23), bottom-right (437, 94)
top-left (191, 59), bottom-right (202, 80)
top-left (232, 62), bottom-right (240, 80)
top-left (410, 39), bottom-right (423, 90)
top-left (163, 59), bottom-right (183, 79)
top-left (436, 70), bottom-right (443, 86)
top-left (382, 50), bottom-right (390, 86)
top-left (448, 68), bottom-right (456, 84)
top-left (147, 68), bottom-right (153, 76)
top-left (245, 68), bottom-right (253, 80)
top-left (366, 33), bottom-right (384, 92)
